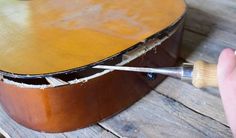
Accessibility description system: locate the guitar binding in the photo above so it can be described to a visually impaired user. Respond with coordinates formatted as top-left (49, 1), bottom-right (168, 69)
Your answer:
top-left (1, 16), bottom-right (185, 88)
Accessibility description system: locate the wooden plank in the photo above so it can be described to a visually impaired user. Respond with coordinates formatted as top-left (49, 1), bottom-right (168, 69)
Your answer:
top-left (63, 127), bottom-right (117, 138)
top-left (181, 30), bottom-right (232, 63)
top-left (155, 77), bottom-right (227, 125)
top-left (182, 0), bottom-right (236, 63)
top-left (99, 91), bottom-right (232, 138)
top-left (185, 0), bottom-right (236, 35)
top-left (0, 106), bottom-right (117, 138)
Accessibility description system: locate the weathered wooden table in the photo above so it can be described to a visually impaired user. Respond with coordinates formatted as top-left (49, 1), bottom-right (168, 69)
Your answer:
top-left (0, 0), bottom-right (234, 137)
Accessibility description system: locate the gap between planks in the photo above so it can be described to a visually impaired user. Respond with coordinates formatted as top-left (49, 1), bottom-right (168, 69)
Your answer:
top-left (154, 77), bottom-right (228, 126)
top-left (98, 90), bottom-right (232, 138)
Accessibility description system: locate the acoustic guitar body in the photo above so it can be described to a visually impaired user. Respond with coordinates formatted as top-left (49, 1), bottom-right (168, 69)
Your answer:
top-left (0, 0), bottom-right (186, 132)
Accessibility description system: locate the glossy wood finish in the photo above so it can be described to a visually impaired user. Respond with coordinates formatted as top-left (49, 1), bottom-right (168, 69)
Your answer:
top-left (0, 0), bottom-right (185, 74)
top-left (0, 0), bottom-right (186, 133)
top-left (0, 24), bottom-right (184, 132)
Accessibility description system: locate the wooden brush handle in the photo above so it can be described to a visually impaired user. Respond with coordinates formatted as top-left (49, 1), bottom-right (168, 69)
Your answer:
top-left (192, 61), bottom-right (218, 88)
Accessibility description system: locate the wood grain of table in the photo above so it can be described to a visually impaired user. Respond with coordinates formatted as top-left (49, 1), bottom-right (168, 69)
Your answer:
top-left (0, 0), bottom-right (235, 137)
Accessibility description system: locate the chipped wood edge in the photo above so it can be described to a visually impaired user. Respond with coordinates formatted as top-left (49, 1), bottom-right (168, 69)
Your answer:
top-left (0, 128), bottom-right (11, 138)
top-left (45, 77), bottom-right (69, 87)
top-left (1, 20), bottom-right (183, 89)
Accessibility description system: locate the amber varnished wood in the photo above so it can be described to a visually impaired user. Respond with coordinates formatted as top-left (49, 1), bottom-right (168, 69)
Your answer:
top-left (0, 25), bottom-right (184, 132)
top-left (0, 0), bottom-right (186, 75)
top-left (0, 0), bottom-right (186, 133)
